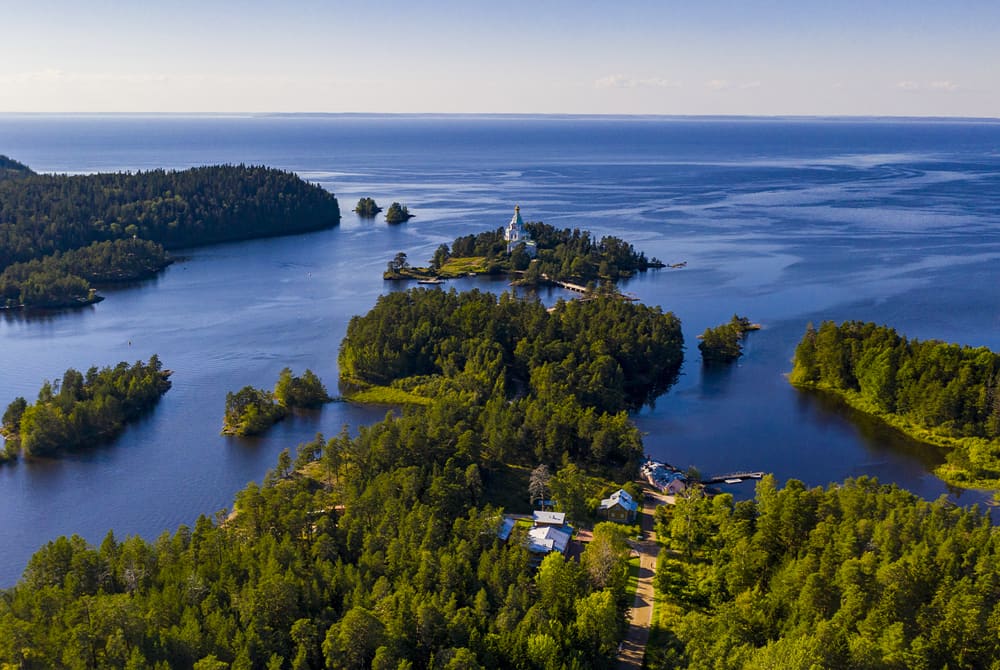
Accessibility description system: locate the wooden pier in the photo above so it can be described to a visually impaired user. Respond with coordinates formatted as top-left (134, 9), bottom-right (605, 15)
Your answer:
top-left (701, 471), bottom-right (766, 485)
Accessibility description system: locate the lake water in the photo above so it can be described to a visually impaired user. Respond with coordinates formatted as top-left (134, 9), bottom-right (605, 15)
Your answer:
top-left (1, 114), bottom-right (1000, 586)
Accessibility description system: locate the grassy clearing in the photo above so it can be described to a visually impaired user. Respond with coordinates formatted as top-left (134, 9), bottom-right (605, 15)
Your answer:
top-left (342, 385), bottom-right (432, 407)
top-left (438, 256), bottom-right (489, 276)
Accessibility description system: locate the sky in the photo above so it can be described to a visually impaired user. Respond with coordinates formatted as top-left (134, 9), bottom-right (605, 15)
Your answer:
top-left (1, 0), bottom-right (998, 117)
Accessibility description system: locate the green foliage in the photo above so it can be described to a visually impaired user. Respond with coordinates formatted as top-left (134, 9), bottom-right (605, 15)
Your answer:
top-left (385, 202), bottom-right (412, 224)
top-left (522, 221), bottom-right (663, 282)
top-left (225, 369), bottom-right (331, 436)
top-left (386, 251), bottom-right (409, 276)
top-left (415, 221), bottom-right (663, 287)
top-left (431, 243), bottom-right (451, 270)
top-left (338, 289), bottom-right (683, 469)
top-left (790, 320), bottom-right (1000, 487)
top-left (0, 161), bottom-right (340, 272)
top-left (222, 386), bottom-right (288, 436)
top-left (340, 288), bottom-right (682, 413)
top-left (653, 476), bottom-right (1000, 669)
top-left (698, 314), bottom-right (755, 364)
top-left (273, 368), bottom-right (331, 409)
top-left (0, 154), bottom-right (34, 177)
top-left (0, 239), bottom-right (171, 309)
top-left (354, 197), bottom-right (381, 217)
top-left (1, 357), bottom-right (171, 458)
top-left (0, 394), bottom-right (633, 668)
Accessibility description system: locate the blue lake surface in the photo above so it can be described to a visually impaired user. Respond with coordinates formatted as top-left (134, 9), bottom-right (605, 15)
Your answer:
top-left (1, 114), bottom-right (1000, 586)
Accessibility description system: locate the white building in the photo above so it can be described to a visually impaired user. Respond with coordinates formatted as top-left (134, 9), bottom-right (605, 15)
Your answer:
top-left (527, 525), bottom-right (571, 555)
top-left (532, 510), bottom-right (567, 527)
top-left (505, 205), bottom-right (537, 256)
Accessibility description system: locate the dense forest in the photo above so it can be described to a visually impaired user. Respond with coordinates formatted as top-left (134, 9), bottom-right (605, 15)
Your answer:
top-left (340, 288), bottom-right (683, 417)
top-left (0, 159), bottom-right (340, 268)
top-left (1, 356), bottom-right (171, 461)
top-left (0, 239), bottom-right (171, 308)
top-left (649, 476), bottom-right (1000, 669)
top-left (388, 222), bottom-right (663, 285)
top-left (698, 315), bottom-right (756, 364)
top-left (0, 157), bottom-right (340, 308)
top-left (0, 289), bottom-right (668, 668)
top-left (339, 289), bottom-right (682, 468)
top-left (223, 369), bottom-right (331, 436)
top-left (790, 321), bottom-right (1000, 488)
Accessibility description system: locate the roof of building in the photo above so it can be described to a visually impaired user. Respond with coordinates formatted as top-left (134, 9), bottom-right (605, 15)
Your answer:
top-left (599, 489), bottom-right (638, 513)
top-left (526, 525), bottom-right (571, 554)
top-left (533, 510), bottom-right (566, 525)
top-left (497, 516), bottom-right (516, 542)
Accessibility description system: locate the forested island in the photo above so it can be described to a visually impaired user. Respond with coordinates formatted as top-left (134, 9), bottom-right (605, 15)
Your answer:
top-left (384, 201), bottom-right (413, 224)
top-left (790, 321), bottom-right (1000, 488)
top-left (698, 314), bottom-right (758, 364)
top-left (353, 197), bottom-right (381, 217)
top-left (0, 156), bottom-right (340, 309)
top-left (222, 368), bottom-right (331, 436)
top-left (384, 221), bottom-right (663, 287)
top-left (1, 356), bottom-right (171, 462)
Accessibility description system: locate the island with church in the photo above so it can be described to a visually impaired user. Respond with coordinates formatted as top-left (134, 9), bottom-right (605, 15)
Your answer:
top-left (382, 205), bottom-right (665, 289)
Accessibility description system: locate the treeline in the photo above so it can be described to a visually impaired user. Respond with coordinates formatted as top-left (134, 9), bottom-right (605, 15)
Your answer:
top-left (1, 356), bottom-right (171, 460)
top-left (650, 476), bottom-right (1000, 669)
top-left (0, 378), bottom-right (636, 668)
top-left (790, 321), bottom-right (1000, 487)
top-left (698, 315), bottom-right (755, 364)
top-left (0, 160), bottom-right (341, 271)
top-left (223, 369), bottom-right (330, 436)
top-left (0, 239), bottom-right (171, 308)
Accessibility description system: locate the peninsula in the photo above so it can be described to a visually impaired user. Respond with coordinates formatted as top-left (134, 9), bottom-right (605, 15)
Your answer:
top-left (0, 157), bottom-right (341, 309)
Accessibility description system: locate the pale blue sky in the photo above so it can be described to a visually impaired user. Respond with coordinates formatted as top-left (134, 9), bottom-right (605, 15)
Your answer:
top-left (1, 0), bottom-right (997, 116)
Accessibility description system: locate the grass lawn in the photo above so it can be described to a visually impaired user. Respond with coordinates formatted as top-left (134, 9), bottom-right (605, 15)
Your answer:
top-left (438, 256), bottom-right (489, 276)
top-left (342, 385), bottom-right (431, 406)
top-left (625, 555), bottom-right (641, 602)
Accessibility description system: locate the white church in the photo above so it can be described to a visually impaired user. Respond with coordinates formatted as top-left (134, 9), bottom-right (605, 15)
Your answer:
top-left (504, 205), bottom-right (537, 257)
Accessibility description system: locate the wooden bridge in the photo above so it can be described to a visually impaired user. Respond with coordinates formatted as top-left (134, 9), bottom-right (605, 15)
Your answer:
top-left (701, 471), bottom-right (767, 485)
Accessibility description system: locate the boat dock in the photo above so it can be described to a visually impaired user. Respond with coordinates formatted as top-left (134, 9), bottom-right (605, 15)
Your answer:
top-left (700, 471), bottom-right (766, 485)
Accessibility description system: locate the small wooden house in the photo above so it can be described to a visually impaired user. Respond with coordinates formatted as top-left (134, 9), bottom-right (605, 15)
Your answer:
top-left (599, 489), bottom-right (638, 523)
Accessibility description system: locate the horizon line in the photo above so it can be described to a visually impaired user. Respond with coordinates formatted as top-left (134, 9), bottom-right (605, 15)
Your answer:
top-left (0, 111), bottom-right (998, 123)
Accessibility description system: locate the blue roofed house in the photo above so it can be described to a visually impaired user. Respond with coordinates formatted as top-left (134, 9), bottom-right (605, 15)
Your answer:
top-left (598, 489), bottom-right (638, 523)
